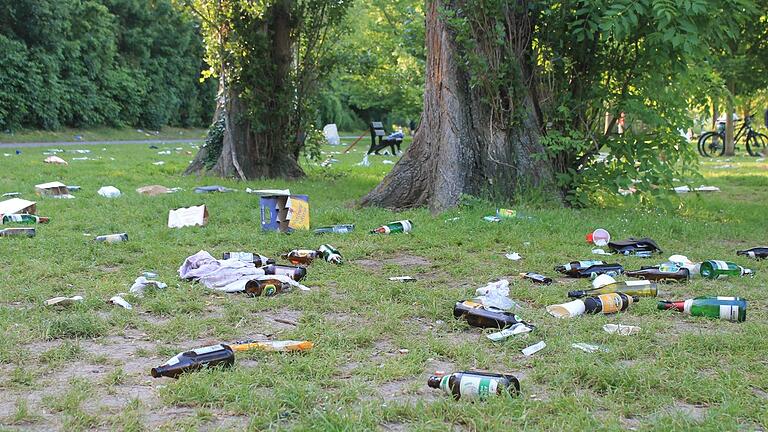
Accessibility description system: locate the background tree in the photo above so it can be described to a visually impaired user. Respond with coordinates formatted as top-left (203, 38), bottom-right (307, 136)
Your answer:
top-left (182, 0), bottom-right (351, 180)
top-left (363, 0), bottom-right (757, 211)
top-left (0, 0), bottom-right (214, 131)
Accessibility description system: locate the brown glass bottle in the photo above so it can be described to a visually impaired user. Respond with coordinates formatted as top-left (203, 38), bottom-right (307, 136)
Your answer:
top-left (151, 344), bottom-right (234, 378)
top-left (262, 264), bottom-right (307, 282)
top-left (519, 272), bottom-right (553, 284)
top-left (625, 266), bottom-right (690, 282)
top-left (244, 279), bottom-right (291, 297)
top-left (222, 252), bottom-right (274, 267)
top-left (282, 249), bottom-right (319, 266)
top-left (427, 371), bottom-right (520, 400)
top-left (453, 300), bottom-right (527, 329)
top-left (555, 260), bottom-right (606, 276)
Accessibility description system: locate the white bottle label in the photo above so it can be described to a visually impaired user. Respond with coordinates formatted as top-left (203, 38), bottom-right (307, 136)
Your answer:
top-left (714, 260), bottom-right (729, 270)
top-left (165, 353), bottom-right (182, 366)
top-left (747, 251), bottom-right (755, 258)
top-left (229, 252), bottom-right (254, 262)
top-left (716, 296), bottom-right (736, 301)
top-left (719, 305), bottom-right (739, 321)
top-left (9, 214), bottom-right (23, 222)
top-left (189, 344), bottom-right (225, 356)
top-left (564, 264), bottom-right (572, 271)
top-left (399, 220), bottom-right (412, 232)
top-left (625, 280), bottom-right (650, 286)
top-left (459, 376), bottom-right (499, 399)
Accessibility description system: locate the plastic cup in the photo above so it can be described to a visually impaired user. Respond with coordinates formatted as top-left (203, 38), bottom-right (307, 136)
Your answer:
top-left (592, 274), bottom-right (616, 289)
top-left (586, 228), bottom-right (611, 246)
top-left (546, 300), bottom-right (586, 318)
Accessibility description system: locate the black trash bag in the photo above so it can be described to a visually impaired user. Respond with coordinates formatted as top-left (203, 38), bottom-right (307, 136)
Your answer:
top-left (608, 237), bottom-right (663, 255)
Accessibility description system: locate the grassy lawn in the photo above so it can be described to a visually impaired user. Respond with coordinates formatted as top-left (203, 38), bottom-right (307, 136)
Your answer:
top-left (0, 127), bottom-right (207, 144)
top-left (0, 139), bottom-right (766, 431)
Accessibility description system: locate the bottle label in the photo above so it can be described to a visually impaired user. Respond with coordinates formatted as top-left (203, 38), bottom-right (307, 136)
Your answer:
top-left (747, 251), bottom-right (755, 258)
top-left (719, 305), bottom-right (739, 321)
top-left (625, 280), bottom-right (650, 286)
top-left (579, 261), bottom-right (600, 268)
top-left (598, 293), bottom-right (622, 313)
top-left (189, 344), bottom-right (225, 356)
top-left (563, 264), bottom-right (572, 271)
top-left (716, 296), bottom-right (736, 301)
top-left (459, 376), bottom-right (498, 399)
top-left (713, 260), bottom-right (729, 270)
top-left (165, 353), bottom-right (182, 366)
top-left (229, 252), bottom-right (254, 262)
top-left (9, 214), bottom-right (23, 222)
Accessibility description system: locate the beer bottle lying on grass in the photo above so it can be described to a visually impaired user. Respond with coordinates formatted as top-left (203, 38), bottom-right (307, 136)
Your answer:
top-left (736, 247), bottom-right (768, 259)
top-left (453, 300), bottom-right (530, 329)
top-left (554, 260), bottom-right (605, 276)
top-left (658, 296), bottom-right (747, 322)
top-left (699, 260), bottom-right (753, 279)
top-left (222, 252), bottom-right (274, 267)
top-left (568, 280), bottom-right (657, 298)
top-left (263, 264), bottom-right (307, 282)
top-left (282, 249), bottom-right (320, 265)
top-left (428, 371), bottom-right (520, 400)
top-left (151, 344), bottom-right (234, 378)
top-left (370, 220), bottom-right (413, 234)
top-left (2, 214), bottom-right (49, 224)
top-left (625, 263), bottom-right (690, 282)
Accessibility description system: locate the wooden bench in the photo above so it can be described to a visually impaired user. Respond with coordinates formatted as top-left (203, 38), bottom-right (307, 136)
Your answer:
top-left (367, 122), bottom-right (402, 155)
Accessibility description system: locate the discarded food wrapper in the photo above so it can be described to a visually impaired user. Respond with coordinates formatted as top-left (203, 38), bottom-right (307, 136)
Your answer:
top-left (388, 276), bottom-right (417, 282)
top-left (108, 295), bottom-right (132, 310)
top-left (356, 154), bottom-right (371, 166)
top-left (572, 343), bottom-right (607, 353)
top-left (505, 252), bottom-right (522, 261)
top-left (487, 323), bottom-right (533, 341)
top-left (168, 205), bottom-right (208, 228)
top-left (474, 279), bottom-right (519, 311)
top-left (444, 217), bottom-right (460, 222)
top-left (522, 340), bottom-right (546, 356)
top-left (0, 198), bottom-right (36, 215)
top-left (44, 155), bottom-right (68, 165)
top-left (592, 248), bottom-right (613, 255)
top-left (592, 274), bottom-right (617, 289)
top-left (483, 216), bottom-right (501, 222)
top-left (546, 299), bottom-right (586, 318)
top-left (152, 161), bottom-right (165, 165)
top-left (45, 295), bottom-right (84, 306)
top-left (35, 181), bottom-right (72, 198)
top-left (586, 228), bottom-right (611, 246)
top-left (130, 277), bottom-right (168, 296)
top-left (603, 324), bottom-right (641, 335)
top-left (136, 185), bottom-right (172, 196)
top-left (260, 194), bottom-right (309, 232)
top-left (230, 340), bottom-right (314, 352)
top-left (97, 186), bottom-right (121, 198)
top-left (382, 159), bottom-right (395, 164)
top-left (195, 185), bottom-right (235, 193)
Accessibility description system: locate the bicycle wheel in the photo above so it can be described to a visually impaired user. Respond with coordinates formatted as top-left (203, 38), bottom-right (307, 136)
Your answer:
top-left (697, 132), bottom-right (713, 157)
top-left (746, 133), bottom-right (767, 157)
top-left (700, 132), bottom-right (726, 157)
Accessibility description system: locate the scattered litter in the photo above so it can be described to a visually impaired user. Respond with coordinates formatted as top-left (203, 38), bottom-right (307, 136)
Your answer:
top-left (320, 158), bottom-right (339, 167)
top-left (519, 272), bottom-right (553, 284)
top-left (67, 186), bottom-right (81, 192)
top-left (260, 194), bottom-right (310, 232)
top-left (397, 348), bottom-right (410, 354)
top-left (194, 185), bottom-right (235, 193)
top-left (505, 252), bottom-right (522, 261)
top-left (474, 280), bottom-right (521, 311)
top-left (168, 205), bottom-right (209, 228)
top-left (444, 217), bottom-right (460, 222)
top-left (483, 216), bottom-right (501, 222)
top-left (45, 295), bottom-right (83, 306)
top-left (152, 344), bottom-right (234, 378)
top-left (157, 150), bottom-right (172, 155)
top-left (608, 237), bottom-right (662, 255)
top-left (71, 157), bottom-right (90, 161)
top-left (757, 158), bottom-right (765, 162)
top-left (586, 228), bottom-right (611, 246)
top-left (522, 341), bottom-right (546, 356)
top-left (572, 343), bottom-right (607, 353)
top-left (230, 339), bottom-right (314, 352)
top-left (108, 295), bottom-right (132, 310)
top-left (0, 198), bottom-right (36, 215)
top-left (388, 276), bottom-right (417, 282)
top-left (547, 299), bottom-right (586, 318)
top-left (71, 149), bottom-right (90, 154)
top-left (136, 185), bottom-right (171, 196)
top-left (454, 300), bottom-right (529, 329)
top-left (592, 248), bottom-right (613, 255)
top-left (35, 182), bottom-right (73, 198)
top-left (592, 274), bottom-right (616, 289)
top-left (382, 159), bottom-right (395, 164)
top-left (314, 224), bottom-right (354, 234)
top-left (142, 271), bottom-right (159, 279)
top-left (323, 124), bottom-right (341, 145)
top-left (427, 371), bottom-right (520, 400)
top-left (152, 161), bottom-right (165, 165)
top-left (603, 324), bottom-right (641, 335)
top-left (44, 155), bottom-right (68, 165)
top-left (356, 154), bottom-right (371, 166)
top-left (130, 276), bottom-right (168, 296)
top-left (712, 164), bottom-right (734, 169)
top-left (487, 322), bottom-right (533, 341)
top-left (95, 233), bottom-right (128, 243)
top-left (673, 185), bottom-right (721, 193)
top-left (97, 186), bottom-right (122, 198)
top-left (1, 192), bottom-right (20, 197)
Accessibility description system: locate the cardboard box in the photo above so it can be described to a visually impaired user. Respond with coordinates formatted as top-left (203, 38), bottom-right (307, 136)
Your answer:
top-left (0, 198), bottom-right (37, 215)
top-left (168, 205), bottom-right (209, 228)
top-left (260, 194), bottom-right (310, 232)
top-left (35, 181), bottom-right (70, 197)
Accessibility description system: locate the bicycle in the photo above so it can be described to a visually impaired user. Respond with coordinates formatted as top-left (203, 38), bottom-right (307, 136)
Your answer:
top-left (697, 114), bottom-right (768, 157)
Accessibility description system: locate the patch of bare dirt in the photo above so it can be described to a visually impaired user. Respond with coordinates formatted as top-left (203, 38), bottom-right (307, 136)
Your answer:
top-left (751, 386), bottom-right (768, 400)
top-left (353, 259), bottom-right (382, 272)
top-left (384, 255), bottom-right (432, 267)
top-left (671, 401), bottom-right (708, 421)
top-left (621, 416), bottom-right (642, 431)
top-left (255, 309), bottom-right (303, 331)
top-left (99, 265), bottom-right (121, 273)
top-left (379, 422), bottom-right (409, 431)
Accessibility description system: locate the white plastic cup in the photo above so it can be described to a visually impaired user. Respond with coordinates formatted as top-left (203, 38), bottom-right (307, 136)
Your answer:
top-left (592, 274), bottom-right (616, 289)
top-left (546, 299), bottom-right (586, 318)
top-left (586, 229), bottom-right (611, 246)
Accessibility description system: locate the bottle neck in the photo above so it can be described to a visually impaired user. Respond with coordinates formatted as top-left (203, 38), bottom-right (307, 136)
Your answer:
top-left (658, 300), bottom-right (686, 312)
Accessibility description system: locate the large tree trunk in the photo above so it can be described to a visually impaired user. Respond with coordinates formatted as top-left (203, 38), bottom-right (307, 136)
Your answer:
top-left (185, 0), bottom-right (303, 180)
top-left (360, 0), bottom-right (558, 212)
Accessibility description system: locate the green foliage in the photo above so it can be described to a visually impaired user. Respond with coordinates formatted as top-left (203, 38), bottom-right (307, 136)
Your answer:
top-left (203, 118), bottom-right (225, 170)
top-left (0, 0), bottom-right (215, 131)
top-left (442, 0), bottom-right (758, 206)
top-left (302, 126), bottom-right (326, 162)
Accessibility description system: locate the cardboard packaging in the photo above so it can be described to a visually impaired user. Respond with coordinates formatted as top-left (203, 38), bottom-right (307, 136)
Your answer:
top-left (168, 205), bottom-right (209, 228)
top-left (0, 198), bottom-right (37, 215)
top-left (260, 194), bottom-right (309, 232)
top-left (35, 181), bottom-right (71, 198)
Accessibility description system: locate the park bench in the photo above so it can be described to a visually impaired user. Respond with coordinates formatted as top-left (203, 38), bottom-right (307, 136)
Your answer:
top-left (367, 122), bottom-right (403, 155)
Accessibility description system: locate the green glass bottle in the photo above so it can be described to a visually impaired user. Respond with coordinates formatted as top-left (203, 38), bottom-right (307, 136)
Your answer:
top-left (427, 371), bottom-right (520, 400)
top-left (314, 224), bottom-right (355, 234)
top-left (370, 220), bottom-right (413, 234)
top-left (657, 296), bottom-right (747, 322)
top-left (2, 214), bottom-right (49, 224)
top-left (699, 260), bottom-right (753, 279)
top-left (318, 244), bottom-right (343, 264)
top-left (568, 280), bottom-right (657, 298)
